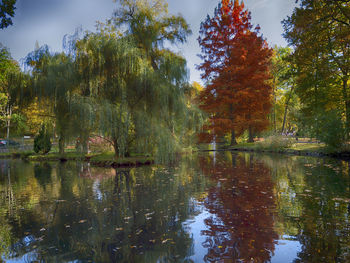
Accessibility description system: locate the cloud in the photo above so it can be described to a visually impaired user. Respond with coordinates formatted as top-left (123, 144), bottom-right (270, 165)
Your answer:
top-left (251, 0), bottom-right (269, 10)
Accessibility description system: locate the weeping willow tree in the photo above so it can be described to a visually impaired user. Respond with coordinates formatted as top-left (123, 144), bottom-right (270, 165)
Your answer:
top-left (19, 0), bottom-right (202, 160)
top-left (25, 46), bottom-right (80, 154)
top-left (73, 0), bottom-right (202, 161)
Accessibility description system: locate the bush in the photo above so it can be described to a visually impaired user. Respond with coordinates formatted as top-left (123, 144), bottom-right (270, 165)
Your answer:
top-left (318, 110), bottom-right (345, 151)
top-left (34, 125), bottom-right (52, 154)
top-left (255, 134), bottom-right (294, 151)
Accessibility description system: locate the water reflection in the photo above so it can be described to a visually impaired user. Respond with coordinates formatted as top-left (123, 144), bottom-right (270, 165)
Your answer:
top-left (197, 152), bottom-right (278, 262)
top-left (0, 153), bottom-right (350, 262)
top-left (0, 159), bottom-right (207, 262)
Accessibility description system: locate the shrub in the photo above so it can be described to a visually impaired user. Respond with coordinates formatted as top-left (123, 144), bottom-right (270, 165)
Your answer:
top-left (34, 125), bottom-right (52, 154)
top-left (318, 110), bottom-right (345, 151)
top-left (255, 134), bottom-right (294, 151)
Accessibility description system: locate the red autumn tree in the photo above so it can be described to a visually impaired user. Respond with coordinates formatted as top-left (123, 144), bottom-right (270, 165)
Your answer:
top-left (198, 0), bottom-right (273, 145)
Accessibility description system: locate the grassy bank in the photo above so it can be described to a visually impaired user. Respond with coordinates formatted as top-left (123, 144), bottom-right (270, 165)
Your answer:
top-left (0, 150), bottom-right (154, 167)
top-left (229, 142), bottom-right (328, 157)
top-left (198, 139), bottom-right (350, 159)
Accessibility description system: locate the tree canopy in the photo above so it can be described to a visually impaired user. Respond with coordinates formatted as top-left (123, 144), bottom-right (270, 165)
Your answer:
top-left (198, 0), bottom-right (272, 144)
top-left (0, 0), bottom-right (16, 29)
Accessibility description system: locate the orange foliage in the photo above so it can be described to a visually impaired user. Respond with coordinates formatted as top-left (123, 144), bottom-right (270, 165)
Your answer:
top-left (198, 0), bottom-right (273, 143)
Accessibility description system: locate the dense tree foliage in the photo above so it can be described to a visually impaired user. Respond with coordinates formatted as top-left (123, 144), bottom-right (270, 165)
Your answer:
top-left (198, 0), bottom-right (272, 145)
top-left (25, 46), bottom-right (79, 154)
top-left (283, 0), bottom-right (350, 146)
top-left (17, 0), bottom-right (202, 161)
top-left (0, 0), bottom-right (16, 29)
top-left (270, 46), bottom-right (299, 134)
top-left (0, 44), bottom-right (28, 139)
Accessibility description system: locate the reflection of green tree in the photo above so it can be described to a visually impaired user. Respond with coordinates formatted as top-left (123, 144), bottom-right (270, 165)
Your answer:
top-left (259, 154), bottom-right (350, 262)
top-left (0, 157), bottom-right (208, 262)
top-left (34, 162), bottom-right (52, 188)
top-left (293, 159), bottom-right (350, 263)
top-left (199, 152), bottom-right (278, 262)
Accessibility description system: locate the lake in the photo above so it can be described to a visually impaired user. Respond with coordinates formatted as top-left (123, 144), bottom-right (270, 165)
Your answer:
top-left (0, 152), bottom-right (349, 262)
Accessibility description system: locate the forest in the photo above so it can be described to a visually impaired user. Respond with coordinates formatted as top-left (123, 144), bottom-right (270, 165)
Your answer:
top-left (0, 0), bottom-right (349, 161)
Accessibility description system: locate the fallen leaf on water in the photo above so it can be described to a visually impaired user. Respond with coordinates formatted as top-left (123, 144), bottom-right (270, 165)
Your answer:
top-left (115, 228), bottom-right (123, 231)
top-left (40, 228), bottom-right (46, 232)
top-left (79, 220), bottom-right (87, 223)
top-left (332, 197), bottom-right (350, 202)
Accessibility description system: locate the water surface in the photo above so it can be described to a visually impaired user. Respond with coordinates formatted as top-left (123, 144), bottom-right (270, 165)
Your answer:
top-left (0, 152), bottom-right (350, 262)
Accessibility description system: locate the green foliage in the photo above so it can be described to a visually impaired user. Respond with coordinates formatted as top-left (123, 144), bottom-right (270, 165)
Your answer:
top-left (317, 110), bottom-right (345, 151)
top-left (25, 47), bottom-right (79, 154)
top-left (282, 0), bottom-right (350, 140)
top-left (11, 0), bottom-right (202, 162)
top-left (0, 0), bottom-right (16, 29)
top-left (255, 135), bottom-right (294, 151)
top-left (72, 0), bottom-right (199, 161)
top-left (34, 125), bottom-right (51, 154)
top-left (271, 46), bottom-right (299, 133)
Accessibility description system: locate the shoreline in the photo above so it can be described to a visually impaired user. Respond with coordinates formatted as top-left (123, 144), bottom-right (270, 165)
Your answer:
top-left (0, 152), bottom-right (154, 168)
top-left (200, 145), bottom-right (350, 161)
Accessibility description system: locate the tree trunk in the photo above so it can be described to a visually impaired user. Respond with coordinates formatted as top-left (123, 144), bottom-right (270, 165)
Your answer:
top-left (273, 78), bottom-right (277, 133)
top-left (113, 138), bottom-right (119, 157)
top-left (281, 86), bottom-right (294, 134)
top-left (59, 136), bottom-right (65, 155)
top-left (281, 104), bottom-right (288, 134)
top-left (247, 126), bottom-right (254, 143)
top-left (6, 106), bottom-right (11, 140)
top-left (230, 129), bottom-right (237, 146)
top-left (82, 140), bottom-right (89, 154)
top-left (229, 105), bottom-right (237, 145)
top-left (80, 133), bottom-right (89, 154)
top-left (342, 77), bottom-right (350, 138)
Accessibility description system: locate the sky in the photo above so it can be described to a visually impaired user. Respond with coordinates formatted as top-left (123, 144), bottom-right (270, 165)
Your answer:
top-left (0, 0), bottom-right (297, 84)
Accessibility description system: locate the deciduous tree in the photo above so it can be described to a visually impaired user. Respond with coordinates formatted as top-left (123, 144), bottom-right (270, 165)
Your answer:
top-left (198, 0), bottom-right (272, 144)
top-left (283, 0), bottom-right (350, 140)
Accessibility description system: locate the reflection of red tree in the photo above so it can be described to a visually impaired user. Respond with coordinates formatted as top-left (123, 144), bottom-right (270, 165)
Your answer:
top-left (199, 153), bottom-right (278, 262)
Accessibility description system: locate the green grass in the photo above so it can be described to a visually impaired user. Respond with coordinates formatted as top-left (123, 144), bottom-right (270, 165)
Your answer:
top-left (227, 141), bottom-right (330, 156)
top-left (0, 147), bottom-right (153, 167)
top-left (27, 152), bottom-right (86, 161)
top-left (289, 143), bottom-right (326, 153)
top-left (25, 150), bottom-right (154, 167)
